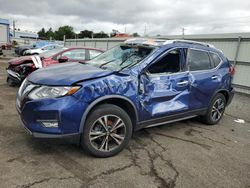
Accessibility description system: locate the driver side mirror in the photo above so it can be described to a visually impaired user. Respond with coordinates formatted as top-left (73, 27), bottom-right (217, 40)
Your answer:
top-left (58, 56), bottom-right (69, 63)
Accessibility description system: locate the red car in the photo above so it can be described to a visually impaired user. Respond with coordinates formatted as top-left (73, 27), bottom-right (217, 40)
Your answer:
top-left (6, 47), bottom-right (103, 86)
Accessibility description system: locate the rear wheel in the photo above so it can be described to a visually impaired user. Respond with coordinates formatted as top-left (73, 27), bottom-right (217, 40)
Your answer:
top-left (201, 93), bottom-right (226, 125)
top-left (81, 104), bottom-right (132, 157)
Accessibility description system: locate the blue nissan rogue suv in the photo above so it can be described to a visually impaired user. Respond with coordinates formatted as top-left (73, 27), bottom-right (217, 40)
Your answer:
top-left (16, 39), bottom-right (234, 157)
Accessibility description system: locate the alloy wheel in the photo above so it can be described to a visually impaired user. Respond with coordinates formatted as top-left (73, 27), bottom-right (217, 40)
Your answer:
top-left (211, 98), bottom-right (225, 121)
top-left (89, 115), bottom-right (126, 152)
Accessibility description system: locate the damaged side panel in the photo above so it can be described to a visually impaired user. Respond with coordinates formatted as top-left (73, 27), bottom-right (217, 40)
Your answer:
top-left (139, 72), bottom-right (190, 121)
top-left (76, 73), bottom-right (140, 111)
top-left (75, 71), bottom-right (190, 123)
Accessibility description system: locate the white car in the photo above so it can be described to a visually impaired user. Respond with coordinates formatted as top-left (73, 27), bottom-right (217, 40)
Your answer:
top-left (24, 44), bottom-right (63, 55)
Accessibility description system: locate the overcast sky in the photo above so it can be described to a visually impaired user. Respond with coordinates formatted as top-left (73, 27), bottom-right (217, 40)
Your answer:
top-left (1, 0), bottom-right (250, 36)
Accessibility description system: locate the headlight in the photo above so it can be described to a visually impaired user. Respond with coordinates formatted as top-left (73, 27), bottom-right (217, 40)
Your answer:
top-left (28, 86), bottom-right (80, 100)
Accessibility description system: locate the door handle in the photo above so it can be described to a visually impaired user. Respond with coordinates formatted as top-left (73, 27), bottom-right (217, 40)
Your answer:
top-left (211, 75), bottom-right (218, 80)
top-left (177, 80), bottom-right (188, 86)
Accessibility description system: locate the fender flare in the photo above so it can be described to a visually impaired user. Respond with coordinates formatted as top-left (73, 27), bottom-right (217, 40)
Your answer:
top-left (209, 89), bottom-right (230, 106)
top-left (78, 95), bottom-right (138, 133)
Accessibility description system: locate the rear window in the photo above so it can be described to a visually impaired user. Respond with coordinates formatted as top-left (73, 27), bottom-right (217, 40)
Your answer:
top-left (210, 53), bottom-right (221, 68)
top-left (188, 49), bottom-right (212, 71)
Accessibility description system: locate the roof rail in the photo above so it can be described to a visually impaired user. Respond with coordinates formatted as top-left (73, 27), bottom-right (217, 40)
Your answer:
top-left (163, 39), bottom-right (215, 48)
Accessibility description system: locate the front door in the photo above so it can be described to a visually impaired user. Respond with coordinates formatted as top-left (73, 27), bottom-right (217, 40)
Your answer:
top-left (139, 48), bottom-right (190, 122)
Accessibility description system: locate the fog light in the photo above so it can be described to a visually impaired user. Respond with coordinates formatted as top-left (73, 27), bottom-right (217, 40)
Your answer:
top-left (39, 121), bottom-right (58, 128)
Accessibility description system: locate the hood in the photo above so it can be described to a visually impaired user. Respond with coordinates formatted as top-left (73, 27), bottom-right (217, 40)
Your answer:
top-left (27, 62), bottom-right (113, 85)
top-left (8, 56), bottom-right (32, 65)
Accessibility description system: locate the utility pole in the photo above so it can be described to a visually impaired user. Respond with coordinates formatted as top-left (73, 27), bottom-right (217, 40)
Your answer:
top-left (63, 35), bottom-right (66, 46)
top-left (13, 20), bottom-right (16, 37)
top-left (182, 27), bottom-right (185, 39)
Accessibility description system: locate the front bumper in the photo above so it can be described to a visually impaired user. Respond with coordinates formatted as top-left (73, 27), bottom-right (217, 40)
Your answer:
top-left (7, 69), bottom-right (22, 85)
top-left (16, 95), bottom-right (87, 138)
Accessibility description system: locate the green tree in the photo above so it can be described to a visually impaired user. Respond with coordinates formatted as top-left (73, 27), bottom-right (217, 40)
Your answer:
top-left (54, 25), bottom-right (75, 40)
top-left (110, 29), bottom-right (119, 37)
top-left (38, 28), bottom-right (47, 39)
top-left (132, 32), bottom-right (140, 37)
top-left (46, 27), bottom-right (55, 40)
top-left (79, 30), bottom-right (93, 38)
top-left (93, 31), bottom-right (109, 38)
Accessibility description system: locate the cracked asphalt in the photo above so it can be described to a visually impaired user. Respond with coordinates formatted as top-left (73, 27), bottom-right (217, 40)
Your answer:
top-left (0, 51), bottom-right (250, 188)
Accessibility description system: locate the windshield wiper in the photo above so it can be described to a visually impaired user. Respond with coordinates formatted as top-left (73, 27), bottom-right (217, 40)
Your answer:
top-left (118, 60), bottom-right (139, 72)
top-left (99, 59), bottom-right (116, 68)
top-left (119, 53), bottom-right (136, 67)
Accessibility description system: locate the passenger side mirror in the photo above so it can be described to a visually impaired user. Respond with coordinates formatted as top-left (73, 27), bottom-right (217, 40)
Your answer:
top-left (58, 56), bottom-right (69, 63)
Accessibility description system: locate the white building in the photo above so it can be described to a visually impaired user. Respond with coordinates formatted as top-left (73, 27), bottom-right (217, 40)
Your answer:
top-left (0, 18), bottom-right (10, 44)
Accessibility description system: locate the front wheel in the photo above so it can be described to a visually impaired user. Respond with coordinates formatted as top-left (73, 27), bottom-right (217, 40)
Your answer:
top-left (201, 93), bottom-right (226, 125)
top-left (7, 77), bottom-right (16, 87)
top-left (81, 104), bottom-right (133, 157)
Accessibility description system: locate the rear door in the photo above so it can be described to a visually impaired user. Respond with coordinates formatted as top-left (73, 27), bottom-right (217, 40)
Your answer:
top-left (139, 48), bottom-right (190, 121)
top-left (187, 49), bottom-right (222, 110)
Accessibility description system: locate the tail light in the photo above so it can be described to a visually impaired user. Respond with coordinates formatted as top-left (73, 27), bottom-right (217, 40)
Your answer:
top-left (229, 66), bottom-right (235, 76)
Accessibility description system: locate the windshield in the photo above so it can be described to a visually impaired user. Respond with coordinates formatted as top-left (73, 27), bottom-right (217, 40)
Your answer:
top-left (88, 44), bottom-right (156, 71)
top-left (39, 48), bottom-right (67, 58)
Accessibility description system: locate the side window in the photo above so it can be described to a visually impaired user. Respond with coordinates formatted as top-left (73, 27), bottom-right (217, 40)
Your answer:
top-left (147, 49), bottom-right (181, 74)
top-left (188, 49), bottom-right (212, 71)
top-left (89, 50), bottom-right (102, 59)
top-left (60, 49), bottom-right (86, 60)
top-left (210, 53), bottom-right (221, 68)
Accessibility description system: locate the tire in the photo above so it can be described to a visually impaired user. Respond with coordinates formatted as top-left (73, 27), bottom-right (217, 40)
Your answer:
top-left (32, 53), bottom-right (39, 55)
top-left (81, 104), bottom-right (133, 157)
top-left (7, 77), bottom-right (16, 87)
top-left (201, 93), bottom-right (226, 125)
top-left (21, 49), bottom-right (27, 56)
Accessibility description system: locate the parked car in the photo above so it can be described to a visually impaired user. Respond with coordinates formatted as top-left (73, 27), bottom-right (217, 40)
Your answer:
top-left (15, 45), bottom-right (33, 56)
top-left (15, 41), bottom-right (63, 56)
top-left (23, 44), bottom-right (63, 55)
top-left (7, 47), bottom-right (103, 86)
top-left (16, 39), bottom-right (234, 157)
